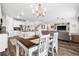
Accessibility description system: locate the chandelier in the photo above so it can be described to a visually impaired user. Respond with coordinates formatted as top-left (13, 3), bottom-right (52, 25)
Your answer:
top-left (30, 3), bottom-right (46, 17)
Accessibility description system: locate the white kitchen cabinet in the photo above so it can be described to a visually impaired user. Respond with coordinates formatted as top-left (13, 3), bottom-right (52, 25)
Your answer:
top-left (20, 32), bottom-right (35, 38)
top-left (0, 34), bottom-right (8, 52)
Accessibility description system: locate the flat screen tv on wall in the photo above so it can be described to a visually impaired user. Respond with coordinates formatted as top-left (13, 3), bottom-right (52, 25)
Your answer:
top-left (57, 26), bottom-right (66, 30)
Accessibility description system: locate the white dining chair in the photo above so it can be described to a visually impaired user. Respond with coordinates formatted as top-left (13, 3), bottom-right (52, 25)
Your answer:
top-left (30, 34), bottom-right (50, 56)
top-left (35, 30), bottom-right (43, 37)
top-left (49, 32), bottom-right (58, 56)
top-left (38, 34), bottom-right (50, 56)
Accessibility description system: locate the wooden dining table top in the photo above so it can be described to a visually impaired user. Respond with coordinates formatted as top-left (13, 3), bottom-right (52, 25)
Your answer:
top-left (9, 35), bottom-right (53, 49)
top-left (9, 35), bottom-right (39, 48)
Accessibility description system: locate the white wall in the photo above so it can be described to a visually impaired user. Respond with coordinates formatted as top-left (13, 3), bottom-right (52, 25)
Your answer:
top-left (70, 18), bottom-right (79, 34)
top-left (75, 6), bottom-right (79, 34)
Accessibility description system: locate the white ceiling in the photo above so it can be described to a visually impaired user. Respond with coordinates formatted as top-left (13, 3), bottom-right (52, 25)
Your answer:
top-left (2, 3), bottom-right (79, 23)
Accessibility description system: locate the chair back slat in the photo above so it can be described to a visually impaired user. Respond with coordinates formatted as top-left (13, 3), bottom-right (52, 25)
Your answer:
top-left (53, 32), bottom-right (58, 47)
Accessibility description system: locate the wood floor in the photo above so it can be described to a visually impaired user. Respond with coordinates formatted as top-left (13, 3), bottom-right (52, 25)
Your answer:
top-left (0, 40), bottom-right (79, 56)
top-left (58, 40), bottom-right (79, 56)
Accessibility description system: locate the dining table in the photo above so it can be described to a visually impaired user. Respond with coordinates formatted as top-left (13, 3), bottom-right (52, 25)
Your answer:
top-left (14, 35), bottom-right (39, 56)
top-left (11, 35), bottom-right (53, 56)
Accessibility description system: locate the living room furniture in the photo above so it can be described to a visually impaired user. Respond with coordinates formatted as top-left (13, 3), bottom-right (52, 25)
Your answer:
top-left (42, 31), bottom-right (70, 41)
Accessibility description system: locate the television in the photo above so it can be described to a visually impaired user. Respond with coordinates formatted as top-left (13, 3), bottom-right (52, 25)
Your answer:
top-left (57, 26), bottom-right (66, 30)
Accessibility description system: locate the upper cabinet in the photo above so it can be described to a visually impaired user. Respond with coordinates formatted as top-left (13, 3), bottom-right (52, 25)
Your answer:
top-left (0, 4), bottom-right (2, 19)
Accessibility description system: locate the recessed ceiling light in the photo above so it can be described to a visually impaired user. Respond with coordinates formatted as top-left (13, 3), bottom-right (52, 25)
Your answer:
top-left (20, 12), bottom-right (24, 16)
